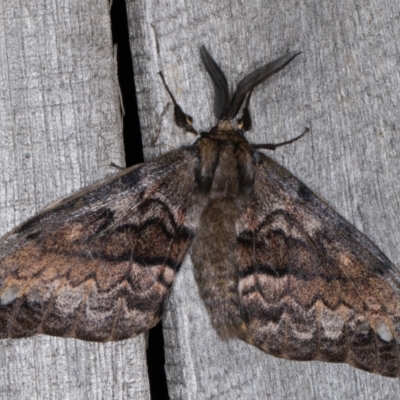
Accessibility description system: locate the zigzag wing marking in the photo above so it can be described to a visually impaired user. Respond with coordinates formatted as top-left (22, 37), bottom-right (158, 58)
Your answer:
top-left (237, 152), bottom-right (400, 377)
top-left (0, 148), bottom-right (198, 342)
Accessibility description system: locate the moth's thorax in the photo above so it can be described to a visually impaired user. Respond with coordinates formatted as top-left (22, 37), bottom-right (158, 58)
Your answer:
top-left (195, 128), bottom-right (255, 197)
top-left (215, 120), bottom-right (234, 131)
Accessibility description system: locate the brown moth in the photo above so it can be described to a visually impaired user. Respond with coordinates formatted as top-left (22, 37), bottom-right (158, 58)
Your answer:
top-left (1, 46), bottom-right (400, 379)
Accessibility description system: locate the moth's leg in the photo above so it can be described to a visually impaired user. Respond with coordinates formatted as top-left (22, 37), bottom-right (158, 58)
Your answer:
top-left (158, 71), bottom-right (198, 135)
top-left (109, 162), bottom-right (125, 171)
top-left (237, 91), bottom-right (253, 132)
top-left (252, 127), bottom-right (309, 150)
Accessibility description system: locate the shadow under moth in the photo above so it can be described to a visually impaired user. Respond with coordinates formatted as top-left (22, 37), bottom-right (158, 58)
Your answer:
top-left (1, 46), bottom-right (400, 379)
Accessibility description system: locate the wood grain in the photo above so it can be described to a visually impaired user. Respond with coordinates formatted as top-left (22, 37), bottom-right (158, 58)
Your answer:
top-left (127, 0), bottom-right (400, 398)
top-left (0, 1), bottom-right (150, 399)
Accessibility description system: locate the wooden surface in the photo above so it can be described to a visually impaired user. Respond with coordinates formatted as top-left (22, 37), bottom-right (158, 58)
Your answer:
top-left (127, 0), bottom-right (400, 398)
top-left (0, 1), bottom-right (150, 399)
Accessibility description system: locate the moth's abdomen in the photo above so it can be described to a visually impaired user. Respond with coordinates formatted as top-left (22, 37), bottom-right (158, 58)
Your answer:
top-left (190, 130), bottom-right (256, 339)
top-left (191, 197), bottom-right (247, 339)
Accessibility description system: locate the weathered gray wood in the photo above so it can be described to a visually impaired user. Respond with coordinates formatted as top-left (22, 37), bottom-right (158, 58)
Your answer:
top-left (0, 1), bottom-right (150, 399)
top-left (127, 0), bottom-right (400, 398)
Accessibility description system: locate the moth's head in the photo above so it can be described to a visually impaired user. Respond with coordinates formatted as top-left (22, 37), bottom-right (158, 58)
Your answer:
top-left (200, 46), bottom-right (300, 132)
top-left (159, 47), bottom-right (301, 141)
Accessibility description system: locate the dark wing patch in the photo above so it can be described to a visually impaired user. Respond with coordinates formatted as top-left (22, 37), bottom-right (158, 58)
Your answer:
top-left (200, 46), bottom-right (229, 120)
top-left (0, 148), bottom-right (198, 342)
top-left (226, 52), bottom-right (300, 120)
top-left (237, 152), bottom-right (400, 377)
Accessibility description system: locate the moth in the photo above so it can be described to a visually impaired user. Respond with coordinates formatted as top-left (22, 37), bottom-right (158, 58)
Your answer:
top-left (1, 46), bottom-right (400, 379)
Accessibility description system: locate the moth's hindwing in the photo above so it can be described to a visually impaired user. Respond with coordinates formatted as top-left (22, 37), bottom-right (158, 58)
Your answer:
top-left (0, 148), bottom-right (198, 342)
top-left (237, 152), bottom-right (400, 377)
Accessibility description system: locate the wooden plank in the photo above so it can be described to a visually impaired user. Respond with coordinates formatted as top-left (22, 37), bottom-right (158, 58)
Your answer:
top-left (127, 0), bottom-right (400, 398)
top-left (0, 1), bottom-right (150, 399)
